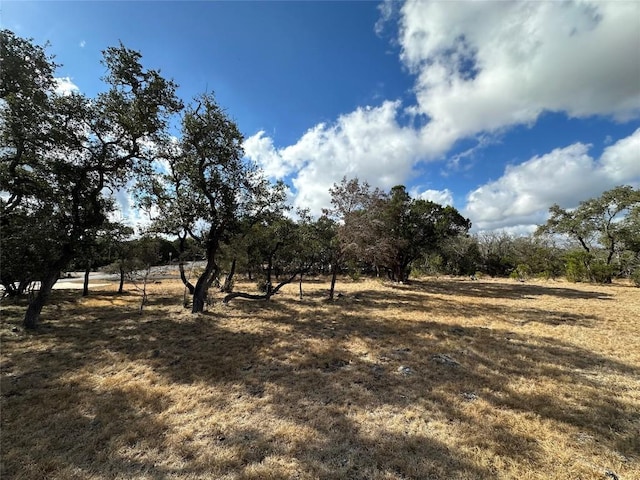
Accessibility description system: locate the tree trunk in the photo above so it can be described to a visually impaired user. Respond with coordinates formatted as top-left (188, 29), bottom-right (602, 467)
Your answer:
top-left (223, 271), bottom-right (300, 304)
top-left (179, 262), bottom-right (195, 294)
top-left (83, 265), bottom-right (90, 297)
top-left (299, 273), bottom-right (303, 299)
top-left (118, 266), bottom-right (125, 293)
top-left (329, 263), bottom-right (338, 300)
top-left (23, 269), bottom-right (60, 329)
top-left (192, 257), bottom-right (217, 313)
top-left (221, 258), bottom-right (236, 293)
top-left (192, 277), bottom-right (208, 313)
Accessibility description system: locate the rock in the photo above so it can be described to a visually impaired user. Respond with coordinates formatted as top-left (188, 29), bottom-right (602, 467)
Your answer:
top-left (431, 354), bottom-right (460, 367)
top-left (604, 470), bottom-right (619, 480)
top-left (397, 365), bottom-right (414, 376)
top-left (460, 392), bottom-right (478, 401)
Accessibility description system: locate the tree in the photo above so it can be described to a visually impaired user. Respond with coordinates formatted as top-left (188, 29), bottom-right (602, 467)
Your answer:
top-left (325, 177), bottom-right (383, 299)
top-left (434, 235), bottom-right (482, 276)
top-left (222, 213), bottom-right (319, 303)
top-left (378, 186), bottom-right (471, 282)
top-left (537, 185), bottom-right (640, 283)
top-left (138, 93), bottom-right (282, 313)
top-left (0, 31), bottom-right (182, 328)
top-left (474, 232), bottom-right (515, 277)
top-left (125, 236), bottom-right (161, 312)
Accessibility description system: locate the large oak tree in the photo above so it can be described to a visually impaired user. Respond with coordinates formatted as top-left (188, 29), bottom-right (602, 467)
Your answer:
top-left (0, 30), bottom-right (181, 328)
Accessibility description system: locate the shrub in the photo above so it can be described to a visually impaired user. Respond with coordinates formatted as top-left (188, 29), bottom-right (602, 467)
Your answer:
top-left (565, 251), bottom-right (590, 283)
top-left (590, 260), bottom-right (615, 284)
top-left (509, 263), bottom-right (531, 281)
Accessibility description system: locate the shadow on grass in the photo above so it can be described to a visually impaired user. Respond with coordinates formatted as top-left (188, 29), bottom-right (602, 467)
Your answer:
top-left (1, 281), bottom-right (637, 479)
top-left (391, 277), bottom-right (615, 301)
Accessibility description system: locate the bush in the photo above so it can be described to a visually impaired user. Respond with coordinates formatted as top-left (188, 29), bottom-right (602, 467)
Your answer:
top-left (630, 268), bottom-right (640, 287)
top-left (509, 263), bottom-right (531, 281)
top-left (565, 251), bottom-right (590, 283)
top-left (590, 260), bottom-right (615, 284)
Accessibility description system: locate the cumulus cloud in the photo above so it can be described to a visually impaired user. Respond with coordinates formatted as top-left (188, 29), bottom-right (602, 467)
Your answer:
top-left (245, 1), bottom-right (639, 220)
top-left (411, 187), bottom-right (454, 206)
top-left (54, 77), bottom-right (80, 96)
top-left (463, 128), bottom-right (640, 232)
top-left (245, 101), bottom-right (422, 214)
top-left (401, 0), bottom-right (640, 154)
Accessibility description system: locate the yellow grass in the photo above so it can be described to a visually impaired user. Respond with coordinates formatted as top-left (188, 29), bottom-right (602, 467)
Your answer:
top-left (1, 275), bottom-right (639, 479)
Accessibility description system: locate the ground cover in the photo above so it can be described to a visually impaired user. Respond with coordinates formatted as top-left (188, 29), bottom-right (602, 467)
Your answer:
top-left (1, 275), bottom-right (639, 479)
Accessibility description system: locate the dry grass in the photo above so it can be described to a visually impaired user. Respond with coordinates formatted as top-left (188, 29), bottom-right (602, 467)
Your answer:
top-left (1, 274), bottom-right (639, 479)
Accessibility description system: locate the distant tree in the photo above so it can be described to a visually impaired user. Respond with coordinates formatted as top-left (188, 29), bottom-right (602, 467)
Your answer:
top-left (138, 93), bottom-right (284, 313)
top-left (0, 30), bottom-right (182, 328)
top-left (222, 212), bottom-right (319, 303)
top-left (476, 232), bottom-right (517, 277)
top-left (325, 177), bottom-right (382, 299)
top-left (510, 235), bottom-right (565, 280)
top-left (435, 235), bottom-right (482, 276)
top-left (379, 186), bottom-right (471, 282)
top-left (125, 236), bottom-right (161, 312)
top-left (102, 224), bottom-right (139, 293)
top-left (537, 185), bottom-right (640, 283)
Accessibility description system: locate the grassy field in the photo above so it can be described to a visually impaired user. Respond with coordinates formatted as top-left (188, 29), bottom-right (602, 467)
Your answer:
top-left (1, 274), bottom-right (639, 480)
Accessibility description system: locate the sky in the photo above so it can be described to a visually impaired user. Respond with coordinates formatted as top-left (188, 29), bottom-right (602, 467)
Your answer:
top-left (3, 0), bottom-right (640, 234)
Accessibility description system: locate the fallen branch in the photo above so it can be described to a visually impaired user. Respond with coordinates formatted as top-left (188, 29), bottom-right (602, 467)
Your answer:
top-left (222, 270), bottom-right (303, 304)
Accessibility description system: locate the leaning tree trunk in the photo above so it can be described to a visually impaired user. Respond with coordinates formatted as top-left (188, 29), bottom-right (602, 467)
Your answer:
top-left (179, 262), bottom-right (195, 295)
top-left (221, 258), bottom-right (237, 293)
top-left (23, 269), bottom-right (60, 329)
top-left (192, 256), bottom-right (218, 314)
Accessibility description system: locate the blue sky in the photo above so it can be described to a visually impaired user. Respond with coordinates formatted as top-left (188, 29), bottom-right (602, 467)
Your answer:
top-left (3, 0), bottom-right (640, 233)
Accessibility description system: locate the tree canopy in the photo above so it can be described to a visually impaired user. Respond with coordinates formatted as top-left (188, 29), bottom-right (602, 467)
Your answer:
top-left (0, 30), bottom-right (182, 327)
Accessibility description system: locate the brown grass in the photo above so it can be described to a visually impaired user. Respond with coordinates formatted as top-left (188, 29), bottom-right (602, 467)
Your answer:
top-left (1, 275), bottom-right (639, 479)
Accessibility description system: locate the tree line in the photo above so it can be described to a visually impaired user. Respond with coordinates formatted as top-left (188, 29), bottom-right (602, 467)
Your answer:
top-left (2, 31), bottom-right (639, 329)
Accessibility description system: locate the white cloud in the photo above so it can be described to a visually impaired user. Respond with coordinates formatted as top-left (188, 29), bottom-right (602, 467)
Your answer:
top-left (411, 187), bottom-right (454, 206)
top-left (244, 131), bottom-right (299, 179)
top-left (245, 101), bottom-right (422, 215)
top-left (463, 128), bottom-right (640, 231)
top-left (400, 0), bottom-right (640, 153)
top-left (600, 129), bottom-right (640, 182)
top-left (79, 40), bottom-right (86, 48)
top-left (54, 77), bottom-right (79, 96)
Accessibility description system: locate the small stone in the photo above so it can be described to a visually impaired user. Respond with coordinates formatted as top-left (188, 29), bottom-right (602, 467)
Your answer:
top-left (397, 365), bottom-right (414, 376)
top-left (605, 470), bottom-right (619, 480)
top-left (460, 392), bottom-right (478, 402)
top-left (431, 354), bottom-right (460, 367)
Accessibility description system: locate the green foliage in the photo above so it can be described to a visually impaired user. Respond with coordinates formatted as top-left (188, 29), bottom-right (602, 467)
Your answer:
top-left (565, 251), bottom-right (591, 283)
top-left (537, 185), bottom-right (640, 283)
top-left (0, 30), bottom-right (181, 327)
top-left (590, 260), bottom-right (616, 284)
top-left (509, 264), bottom-right (531, 282)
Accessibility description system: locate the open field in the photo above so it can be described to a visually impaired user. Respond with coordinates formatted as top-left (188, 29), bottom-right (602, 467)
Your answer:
top-left (1, 275), bottom-right (639, 480)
